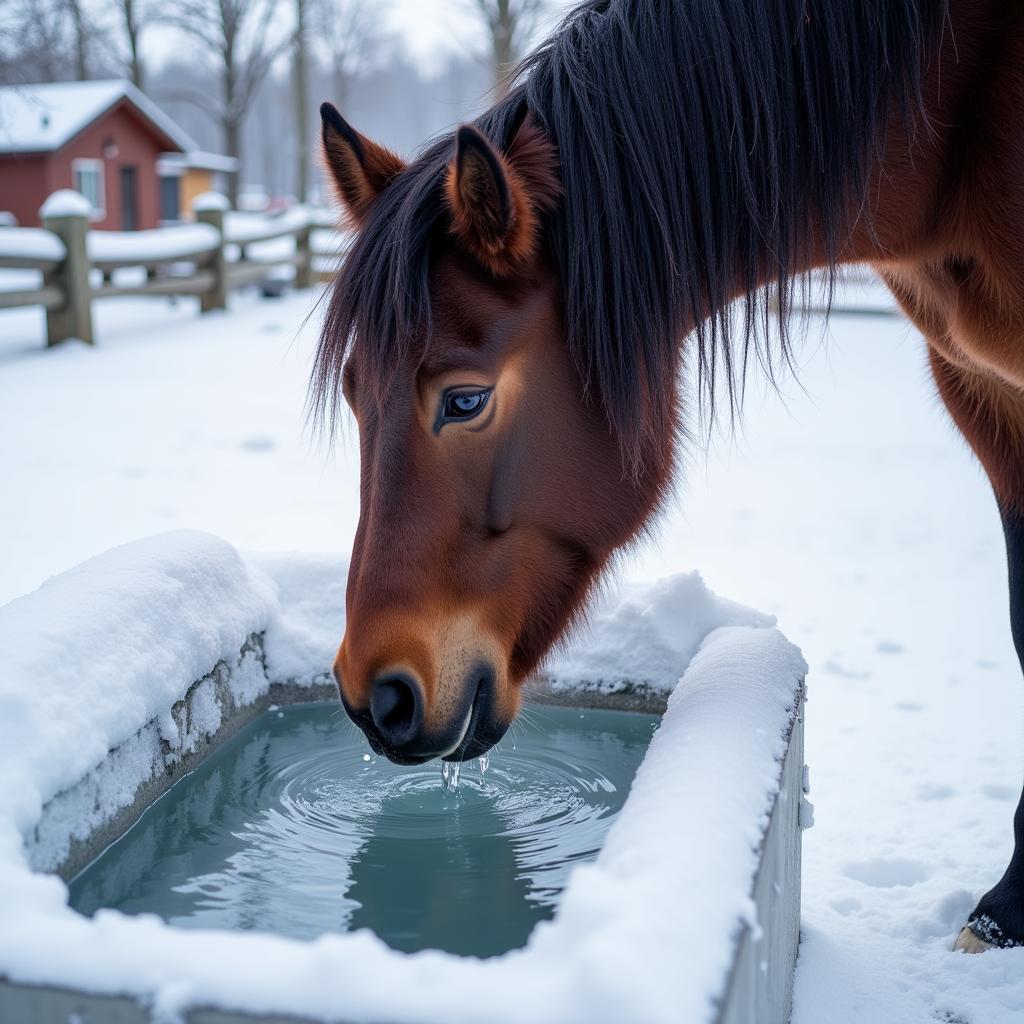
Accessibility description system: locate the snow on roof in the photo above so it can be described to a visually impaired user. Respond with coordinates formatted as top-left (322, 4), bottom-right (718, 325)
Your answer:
top-left (185, 150), bottom-right (238, 173)
top-left (0, 79), bottom-right (198, 155)
top-left (191, 191), bottom-right (231, 213)
top-left (157, 150), bottom-right (240, 176)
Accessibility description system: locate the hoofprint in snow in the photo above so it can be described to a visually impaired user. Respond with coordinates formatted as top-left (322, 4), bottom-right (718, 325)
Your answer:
top-left (1, 275), bottom-right (1024, 1019)
top-left (0, 529), bottom-right (803, 1024)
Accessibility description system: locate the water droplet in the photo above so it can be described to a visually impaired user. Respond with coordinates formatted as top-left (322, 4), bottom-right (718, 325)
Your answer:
top-left (478, 753), bottom-right (489, 775)
top-left (440, 760), bottom-right (461, 792)
top-left (362, 754), bottom-right (370, 762)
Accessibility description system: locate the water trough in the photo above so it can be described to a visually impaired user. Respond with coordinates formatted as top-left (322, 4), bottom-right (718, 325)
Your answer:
top-left (0, 531), bottom-right (808, 1024)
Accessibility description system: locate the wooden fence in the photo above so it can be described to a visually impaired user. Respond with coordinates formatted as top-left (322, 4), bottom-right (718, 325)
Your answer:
top-left (0, 190), bottom-right (347, 346)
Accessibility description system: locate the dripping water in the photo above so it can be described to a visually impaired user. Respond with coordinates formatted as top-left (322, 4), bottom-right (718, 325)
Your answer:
top-left (440, 759), bottom-right (461, 792)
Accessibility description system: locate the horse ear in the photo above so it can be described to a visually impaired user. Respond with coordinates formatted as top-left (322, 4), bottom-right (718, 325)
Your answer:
top-left (445, 118), bottom-right (559, 276)
top-left (320, 102), bottom-right (405, 225)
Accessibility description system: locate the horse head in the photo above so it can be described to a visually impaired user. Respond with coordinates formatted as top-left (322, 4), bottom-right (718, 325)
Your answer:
top-left (316, 103), bottom-right (675, 764)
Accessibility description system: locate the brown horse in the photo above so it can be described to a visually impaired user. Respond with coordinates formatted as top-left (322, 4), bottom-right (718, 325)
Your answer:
top-left (313, 0), bottom-right (1024, 952)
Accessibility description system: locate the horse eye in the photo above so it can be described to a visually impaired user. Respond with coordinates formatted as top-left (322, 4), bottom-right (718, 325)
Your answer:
top-left (441, 389), bottom-right (490, 424)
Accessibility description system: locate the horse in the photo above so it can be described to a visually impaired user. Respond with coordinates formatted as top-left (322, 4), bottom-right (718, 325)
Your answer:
top-left (312, 0), bottom-right (1024, 953)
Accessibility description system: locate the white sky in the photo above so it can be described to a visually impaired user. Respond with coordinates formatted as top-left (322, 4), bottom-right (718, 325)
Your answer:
top-left (385, 0), bottom-right (487, 72)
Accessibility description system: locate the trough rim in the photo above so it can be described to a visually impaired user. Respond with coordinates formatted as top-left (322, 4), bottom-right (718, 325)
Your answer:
top-left (7, 630), bottom-right (805, 1024)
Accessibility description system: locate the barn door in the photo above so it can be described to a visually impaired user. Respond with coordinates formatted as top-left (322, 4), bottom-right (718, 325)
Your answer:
top-left (120, 166), bottom-right (138, 231)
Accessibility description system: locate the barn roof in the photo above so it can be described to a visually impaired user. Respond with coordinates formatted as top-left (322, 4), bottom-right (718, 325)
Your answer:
top-left (0, 79), bottom-right (198, 155)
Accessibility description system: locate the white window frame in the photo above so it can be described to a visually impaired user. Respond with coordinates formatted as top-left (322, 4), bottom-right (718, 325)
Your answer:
top-left (71, 157), bottom-right (105, 221)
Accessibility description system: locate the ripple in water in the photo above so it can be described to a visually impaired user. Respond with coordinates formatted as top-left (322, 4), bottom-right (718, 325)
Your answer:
top-left (69, 703), bottom-right (658, 956)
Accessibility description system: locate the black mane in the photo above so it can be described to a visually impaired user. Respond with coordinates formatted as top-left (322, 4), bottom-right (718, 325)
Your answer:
top-left (313, 0), bottom-right (946, 468)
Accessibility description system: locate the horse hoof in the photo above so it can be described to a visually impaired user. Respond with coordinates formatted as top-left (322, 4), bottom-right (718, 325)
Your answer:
top-left (953, 926), bottom-right (993, 954)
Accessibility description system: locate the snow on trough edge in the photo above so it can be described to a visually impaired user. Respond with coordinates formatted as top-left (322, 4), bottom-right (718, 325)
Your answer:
top-left (0, 529), bottom-right (806, 1024)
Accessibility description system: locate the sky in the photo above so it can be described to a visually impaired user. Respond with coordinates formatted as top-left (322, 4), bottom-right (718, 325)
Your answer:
top-left (386, 0), bottom-right (490, 72)
top-left (137, 1), bottom-right (576, 79)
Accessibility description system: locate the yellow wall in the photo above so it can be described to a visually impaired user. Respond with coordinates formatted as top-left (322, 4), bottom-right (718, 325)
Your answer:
top-left (180, 169), bottom-right (215, 218)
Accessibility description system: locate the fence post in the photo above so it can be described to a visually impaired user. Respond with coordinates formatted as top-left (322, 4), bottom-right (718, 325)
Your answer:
top-left (40, 190), bottom-right (93, 346)
top-left (193, 191), bottom-right (229, 313)
top-left (295, 209), bottom-right (314, 290)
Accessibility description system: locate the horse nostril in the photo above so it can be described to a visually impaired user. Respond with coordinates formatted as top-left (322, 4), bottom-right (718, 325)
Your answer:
top-left (370, 673), bottom-right (423, 748)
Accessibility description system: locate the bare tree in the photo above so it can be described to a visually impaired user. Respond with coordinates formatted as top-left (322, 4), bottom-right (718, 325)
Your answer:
top-left (63, 0), bottom-right (91, 80)
top-left (304, 0), bottom-right (381, 203)
top-left (0, 0), bottom-right (105, 84)
top-left (0, 1), bottom-right (63, 85)
top-left (110, 0), bottom-right (150, 90)
top-left (161, 0), bottom-right (295, 204)
top-left (292, 0), bottom-right (310, 203)
top-left (312, 0), bottom-right (380, 115)
top-left (469, 0), bottom-right (545, 88)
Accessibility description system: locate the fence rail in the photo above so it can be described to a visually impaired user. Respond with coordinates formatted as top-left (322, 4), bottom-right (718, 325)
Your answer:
top-left (0, 190), bottom-right (347, 346)
top-left (0, 254), bottom-right (64, 272)
top-left (0, 285), bottom-right (64, 310)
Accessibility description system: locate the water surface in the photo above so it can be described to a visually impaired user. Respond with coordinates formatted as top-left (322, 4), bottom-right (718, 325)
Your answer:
top-left (69, 702), bottom-right (657, 956)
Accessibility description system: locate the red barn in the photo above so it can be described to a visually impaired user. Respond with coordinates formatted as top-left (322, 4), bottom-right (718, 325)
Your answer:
top-left (0, 80), bottom-right (233, 230)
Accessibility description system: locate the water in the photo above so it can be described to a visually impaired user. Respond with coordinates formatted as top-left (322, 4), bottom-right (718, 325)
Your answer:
top-left (69, 703), bottom-right (658, 957)
top-left (440, 758), bottom-right (461, 792)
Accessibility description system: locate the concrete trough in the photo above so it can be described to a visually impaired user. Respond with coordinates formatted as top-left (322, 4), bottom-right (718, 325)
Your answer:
top-left (0, 532), bottom-right (808, 1024)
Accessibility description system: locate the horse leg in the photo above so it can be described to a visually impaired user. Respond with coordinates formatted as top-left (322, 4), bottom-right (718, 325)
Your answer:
top-left (927, 349), bottom-right (1024, 951)
top-left (955, 502), bottom-right (1024, 951)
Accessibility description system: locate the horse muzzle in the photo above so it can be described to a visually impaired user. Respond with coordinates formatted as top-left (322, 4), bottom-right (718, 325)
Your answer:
top-left (338, 660), bottom-right (509, 765)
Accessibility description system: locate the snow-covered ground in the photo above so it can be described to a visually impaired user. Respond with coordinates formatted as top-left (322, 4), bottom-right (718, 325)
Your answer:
top-left (1, 279), bottom-right (1022, 1021)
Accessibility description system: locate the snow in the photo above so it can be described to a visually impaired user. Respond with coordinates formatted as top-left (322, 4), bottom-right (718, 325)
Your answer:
top-left (87, 224), bottom-right (220, 264)
top-left (186, 151), bottom-right (237, 173)
top-left (0, 267), bottom-right (43, 293)
top-left (0, 272), bottom-right (1023, 1019)
top-left (0, 531), bottom-right (273, 841)
top-left (0, 524), bottom-right (802, 1023)
top-left (0, 207), bottom-right (343, 288)
top-left (0, 79), bottom-right (195, 154)
top-left (234, 224), bottom-right (350, 272)
top-left (248, 551), bottom-right (347, 683)
top-left (242, 234), bottom-right (297, 264)
top-left (311, 226), bottom-right (350, 257)
top-left (226, 206), bottom-right (312, 245)
top-left (544, 571), bottom-right (774, 692)
top-left (164, 151), bottom-right (238, 174)
top-left (0, 226), bottom-right (66, 263)
top-left (192, 191), bottom-right (231, 214)
top-left (581, 625), bottom-right (805, 1020)
top-left (248, 551), bottom-right (766, 696)
top-left (38, 188), bottom-right (92, 219)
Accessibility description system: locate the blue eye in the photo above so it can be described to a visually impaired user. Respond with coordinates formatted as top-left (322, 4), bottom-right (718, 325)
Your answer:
top-left (442, 389), bottom-right (490, 424)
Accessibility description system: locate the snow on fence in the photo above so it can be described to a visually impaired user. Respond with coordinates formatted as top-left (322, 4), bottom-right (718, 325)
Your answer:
top-left (0, 190), bottom-right (349, 346)
top-left (0, 532), bottom-right (809, 1024)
